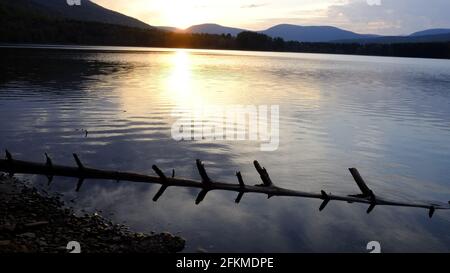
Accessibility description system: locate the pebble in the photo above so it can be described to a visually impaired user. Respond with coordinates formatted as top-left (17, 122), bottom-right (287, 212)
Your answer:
top-left (0, 240), bottom-right (11, 246)
top-left (24, 221), bottom-right (49, 228)
top-left (19, 233), bottom-right (36, 239)
top-left (0, 223), bottom-right (16, 232)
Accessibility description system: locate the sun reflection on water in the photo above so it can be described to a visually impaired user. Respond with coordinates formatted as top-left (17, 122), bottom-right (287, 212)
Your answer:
top-left (165, 50), bottom-right (198, 106)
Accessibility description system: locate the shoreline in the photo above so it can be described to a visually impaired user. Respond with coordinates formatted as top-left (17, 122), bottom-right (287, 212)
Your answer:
top-left (1, 43), bottom-right (450, 61)
top-left (0, 173), bottom-right (185, 253)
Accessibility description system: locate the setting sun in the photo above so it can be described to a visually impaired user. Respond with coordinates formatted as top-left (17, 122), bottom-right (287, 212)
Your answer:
top-left (159, 3), bottom-right (203, 29)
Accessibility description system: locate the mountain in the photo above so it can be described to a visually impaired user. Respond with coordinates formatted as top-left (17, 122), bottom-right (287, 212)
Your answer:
top-left (156, 26), bottom-right (181, 32)
top-left (3, 0), bottom-right (151, 29)
top-left (410, 29), bottom-right (450, 37)
top-left (181, 23), bottom-right (450, 44)
top-left (260, 24), bottom-right (378, 42)
top-left (335, 33), bottom-right (450, 44)
top-left (186, 23), bottom-right (378, 42)
top-left (185, 24), bottom-right (246, 36)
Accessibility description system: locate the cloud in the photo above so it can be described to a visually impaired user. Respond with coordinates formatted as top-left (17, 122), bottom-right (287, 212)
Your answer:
top-left (92, 0), bottom-right (450, 35)
top-left (328, 0), bottom-right (450, 35)
top-left (241, 3), bottom-right (268, 9)
top-left (251, 0), bottom-right (450, 35)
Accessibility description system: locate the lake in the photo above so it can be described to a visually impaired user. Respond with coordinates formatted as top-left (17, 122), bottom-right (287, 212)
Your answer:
top-left (1, 45), bottom-right (449, 252)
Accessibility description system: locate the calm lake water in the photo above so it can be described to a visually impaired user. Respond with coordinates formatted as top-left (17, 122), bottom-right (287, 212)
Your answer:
top-left (1, 46), bottom-right (450, 252)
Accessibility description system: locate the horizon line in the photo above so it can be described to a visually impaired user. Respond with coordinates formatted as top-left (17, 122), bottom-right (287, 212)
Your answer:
top-left (154, 22), bottom-right (450, 37)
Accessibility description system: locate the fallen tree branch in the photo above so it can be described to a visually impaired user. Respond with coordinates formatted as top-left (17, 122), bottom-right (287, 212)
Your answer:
top-left (0, 150), bottom-right (449, 218)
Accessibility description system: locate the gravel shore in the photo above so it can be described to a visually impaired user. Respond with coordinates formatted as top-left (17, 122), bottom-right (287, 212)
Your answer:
top-left (0, 173), bottom-right (185, 253)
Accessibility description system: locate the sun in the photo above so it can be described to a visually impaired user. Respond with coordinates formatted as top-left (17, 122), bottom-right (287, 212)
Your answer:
top-left (161, 3), bottom-right (201, 29)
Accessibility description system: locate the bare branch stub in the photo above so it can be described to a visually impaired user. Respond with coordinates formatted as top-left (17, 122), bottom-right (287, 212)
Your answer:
top-left (44, 153), bottom-right (54, 185)
top-left (73, 154), bottom-right (85, 191)
top-left (321, 190), bottom-right (329, 199)
top-left (235, 192), bottom-right (244, 204)
top-left (152, 165), bottom-right (169, 202)
top-left (45, 153), bottom-right (53, 167)
top-left (152, 165), bottom-right (167, 182)
top-left (319, 190), bottom-right (331, 211)
top-left (76, 177), bottom-right (84, 192)
top-left (235, 172), bottom-right (246, 203)
top-left (5, 149), bottom-right (13, 161)
top-left (196, 159), bottom-right (212, 185)
top-left (5, 150), bottom-right (14, 176)
top-left (253, 160), bottom-right (274, 187)
top-left (429, 206), bottom-right (436, 218)
top-left (196, 189), bottom-right (209, 205)
top-left (153, 185), bottom-right (168, 202)
top-left (348, 168), bottom-right (373, 198)
top-left (236, 171), bottom-right (245, 188)
top-left (195, 160), bottom-right (213, 204)
top-left (367, 203), bottom-right (376, 214)
top-left (73, 153), bottom-right (84, 170)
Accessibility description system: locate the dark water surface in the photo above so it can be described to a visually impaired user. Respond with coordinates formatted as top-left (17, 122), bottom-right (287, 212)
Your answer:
top-left (1, 46), bottom-right (449, 252)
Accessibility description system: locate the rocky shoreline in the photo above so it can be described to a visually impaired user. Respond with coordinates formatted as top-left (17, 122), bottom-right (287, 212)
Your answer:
top-left (0, 173), bottom-right (185, 253)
